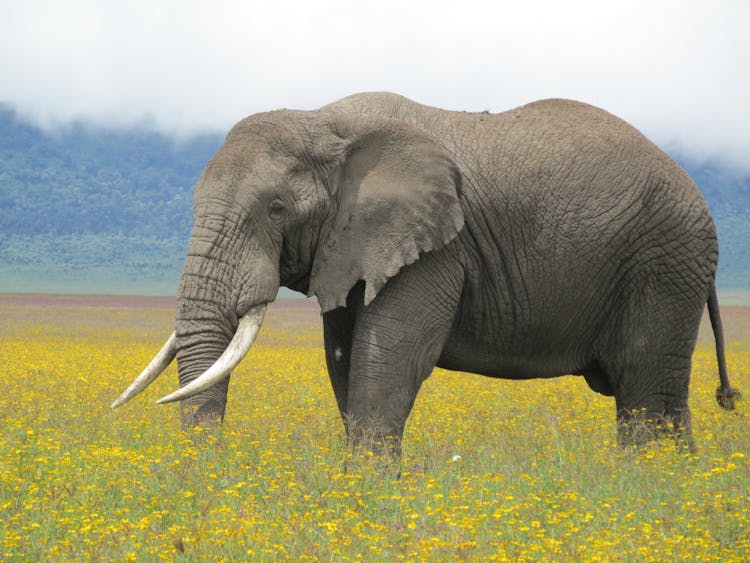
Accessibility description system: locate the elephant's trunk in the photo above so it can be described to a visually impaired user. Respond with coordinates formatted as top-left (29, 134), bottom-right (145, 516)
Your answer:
top-left (158, 306), bottom-right (266, 406)
top-left (168, 225), bottom-right (278, 424)
top-left (112, 278), bottom-right (271, 423)
top-left (111, 214), bottom-right (278, 422)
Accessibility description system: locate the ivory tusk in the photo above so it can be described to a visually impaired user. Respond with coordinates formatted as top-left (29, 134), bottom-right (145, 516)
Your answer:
top-left (111, 331), bottom-right (177, 408)
top-left (156, 304), bottom-right (266, 405)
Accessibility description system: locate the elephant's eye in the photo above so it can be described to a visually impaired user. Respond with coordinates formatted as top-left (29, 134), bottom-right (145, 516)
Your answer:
top-left (269, 200), bottom-right (286, 219)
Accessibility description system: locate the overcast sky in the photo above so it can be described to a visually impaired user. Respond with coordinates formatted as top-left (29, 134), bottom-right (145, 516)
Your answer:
top-left (2, 1), bottom-right (749, 171)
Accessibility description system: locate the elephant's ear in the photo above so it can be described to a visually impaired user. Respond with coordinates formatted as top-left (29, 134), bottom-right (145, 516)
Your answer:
top-left (309, 117), bottom-right (465, 313)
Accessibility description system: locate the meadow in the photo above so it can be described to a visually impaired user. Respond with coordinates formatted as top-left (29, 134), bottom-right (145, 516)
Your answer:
top-left (1, 294), bottom-right (748, 561)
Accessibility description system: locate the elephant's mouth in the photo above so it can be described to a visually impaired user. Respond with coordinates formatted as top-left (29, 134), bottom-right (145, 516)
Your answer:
top-left (111, 304), bottom-right (267, 408)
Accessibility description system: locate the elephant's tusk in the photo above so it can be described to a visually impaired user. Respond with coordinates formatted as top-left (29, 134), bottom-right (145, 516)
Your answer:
top-left (111, 331), bottom-right (177, 408)
top-left (156, 304), bottom-right (267, 405)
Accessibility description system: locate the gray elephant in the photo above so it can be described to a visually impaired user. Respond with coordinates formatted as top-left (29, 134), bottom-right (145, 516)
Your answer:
top-left (113, 92), bottom-right (740, 452)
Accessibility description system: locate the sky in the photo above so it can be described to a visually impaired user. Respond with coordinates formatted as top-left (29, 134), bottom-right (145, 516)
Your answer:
top-left (2, 0), bottom-right (749, 171)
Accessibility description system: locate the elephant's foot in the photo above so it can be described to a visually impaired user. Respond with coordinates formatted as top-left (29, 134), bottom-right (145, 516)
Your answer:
top-left (342, 421), bottom-right (403, 479)
top-left (345, 415), bottom-right (404, 459)
top-left (616, 409), bottom-right (695, 453)
top-left (180, 399), bottom-right (226, 431)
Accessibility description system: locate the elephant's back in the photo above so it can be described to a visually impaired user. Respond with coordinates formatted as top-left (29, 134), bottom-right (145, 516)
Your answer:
top-left (481, 97), bottom-right (716, 258)
top-left (489, 97), bottom-right (683, 193)
top-left (454, 97), bottom-right (717, 347)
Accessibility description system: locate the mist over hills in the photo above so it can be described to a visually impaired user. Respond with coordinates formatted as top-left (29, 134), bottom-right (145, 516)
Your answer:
top-left (0, 105), bottom-right (748, 298)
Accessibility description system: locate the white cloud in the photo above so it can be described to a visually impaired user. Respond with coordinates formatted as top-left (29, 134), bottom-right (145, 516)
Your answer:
top-left (2, 0), bottom-right (749, 169)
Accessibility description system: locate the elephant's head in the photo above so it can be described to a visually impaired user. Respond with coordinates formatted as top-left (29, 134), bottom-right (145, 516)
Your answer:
top-left (112, 108), bottom-right (464, 424)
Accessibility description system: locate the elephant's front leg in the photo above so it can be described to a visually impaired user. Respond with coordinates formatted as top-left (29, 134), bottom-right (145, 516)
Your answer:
top-left (345, 257), bottom-right (462, 456)
top-left (323, 305), bottom-right (356, 431)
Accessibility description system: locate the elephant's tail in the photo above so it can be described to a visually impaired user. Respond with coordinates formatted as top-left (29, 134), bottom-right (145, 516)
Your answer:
top-left (708, 282), bottom-right (741, 410)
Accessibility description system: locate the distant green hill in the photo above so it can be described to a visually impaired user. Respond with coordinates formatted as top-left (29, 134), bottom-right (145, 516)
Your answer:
top-left (0, 106), bottom-right (222, 294)
top-left (0, 105), bottom-right (747, 298)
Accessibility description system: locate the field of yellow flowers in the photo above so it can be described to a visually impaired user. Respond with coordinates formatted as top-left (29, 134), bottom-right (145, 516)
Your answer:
top-left (1, 294), bottom-right (748, 561)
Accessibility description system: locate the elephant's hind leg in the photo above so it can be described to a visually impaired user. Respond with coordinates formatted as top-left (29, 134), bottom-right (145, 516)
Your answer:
top-left (614, 383), bottom-right (694, 451)
top-left (601, 292), bottom-right (703, 451)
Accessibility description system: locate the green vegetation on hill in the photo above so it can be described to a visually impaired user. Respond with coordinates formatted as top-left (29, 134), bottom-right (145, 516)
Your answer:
top-left (0, 106), bottom-right (221, 238)
top-left (0, 104), bottom-right (747, 296)
top-left (0, 105), bottom-right (222, 294)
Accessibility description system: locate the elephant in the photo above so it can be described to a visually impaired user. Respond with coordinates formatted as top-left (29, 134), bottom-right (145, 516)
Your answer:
top-left (112, 91), bottom-right (740, 453)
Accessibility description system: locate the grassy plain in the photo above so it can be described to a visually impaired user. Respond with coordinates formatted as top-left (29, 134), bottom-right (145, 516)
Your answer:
top-left (1, 294), bottom-right (748, 561)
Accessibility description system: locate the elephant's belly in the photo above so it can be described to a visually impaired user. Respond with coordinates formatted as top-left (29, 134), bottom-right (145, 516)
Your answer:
top-left (437, 336), bottom-right (584, 380)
